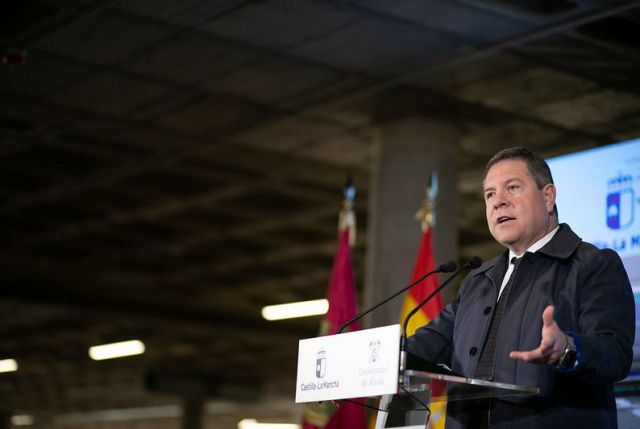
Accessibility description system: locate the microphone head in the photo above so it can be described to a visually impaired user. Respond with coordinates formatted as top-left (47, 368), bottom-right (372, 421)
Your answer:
top-left (438, 260), bottom-right (458, 273)
top-left (465, 256), bottom-right (482, 269)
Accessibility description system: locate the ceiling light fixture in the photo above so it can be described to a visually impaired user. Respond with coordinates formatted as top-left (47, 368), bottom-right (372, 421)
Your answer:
top-left (11, 415), bottom-right (34, 426)
top-left (238, 419), bottom-right (300, 429)
top-left (261, 299), bottom-right (328, 321)
top-left (0, 359), bottom-right (18, 373)
top-left (89, 340), bottom-right (145, 361)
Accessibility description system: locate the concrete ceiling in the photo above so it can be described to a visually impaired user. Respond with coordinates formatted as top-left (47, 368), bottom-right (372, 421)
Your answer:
top-left (2, 0), bottom-right (640, 427)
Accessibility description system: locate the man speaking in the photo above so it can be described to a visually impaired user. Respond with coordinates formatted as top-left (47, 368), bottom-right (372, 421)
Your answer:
top-left (406, 147), bottom-right (635, 428)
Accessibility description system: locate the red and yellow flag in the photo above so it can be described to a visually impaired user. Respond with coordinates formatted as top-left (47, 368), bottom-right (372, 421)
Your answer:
top-left (399, 228), bottom-right (443, 335)
top-left (399, 226), bottom-right (447, 429)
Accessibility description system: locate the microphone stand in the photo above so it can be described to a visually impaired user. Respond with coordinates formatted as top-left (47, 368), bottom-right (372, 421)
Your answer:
top-left (399, 257), bottom-right (482, 374)
top-left (337, 261), bottom-right (457, 334)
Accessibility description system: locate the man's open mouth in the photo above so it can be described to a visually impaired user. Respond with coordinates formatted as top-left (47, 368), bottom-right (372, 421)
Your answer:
top-left (497, 216), bottom-right (514, 224)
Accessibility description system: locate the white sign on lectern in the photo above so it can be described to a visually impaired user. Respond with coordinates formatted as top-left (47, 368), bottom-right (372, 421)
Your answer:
top-left (295, 324), bottom-right (400, 403)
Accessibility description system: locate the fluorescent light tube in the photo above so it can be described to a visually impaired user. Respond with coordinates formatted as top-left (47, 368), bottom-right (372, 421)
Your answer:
top-left (89, 340), bottom-right (145, 361)
top-left (0, 359), bottom-right (17, 373)
top-left (11, 415), bottom-right (34, 426)
top-left (261, 299), bottom-right (328, 321)
top-left (238, 419), bottom-right (300, 429)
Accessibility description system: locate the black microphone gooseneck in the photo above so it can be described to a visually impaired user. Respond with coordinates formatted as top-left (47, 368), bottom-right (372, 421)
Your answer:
top-left (337, 260), bottom-right (457, 334)
top-left (399, 256), bottom-right (482, 371)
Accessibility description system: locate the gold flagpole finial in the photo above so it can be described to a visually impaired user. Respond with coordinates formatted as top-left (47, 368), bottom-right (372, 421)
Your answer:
top-left (415, 171), bottom-right (438, 233)
top-left (338, 175), bottom-right (356, 247)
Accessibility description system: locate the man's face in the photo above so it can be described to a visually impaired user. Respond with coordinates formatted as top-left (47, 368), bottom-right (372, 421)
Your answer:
top-left (483, 159), bottom-right (556, 254)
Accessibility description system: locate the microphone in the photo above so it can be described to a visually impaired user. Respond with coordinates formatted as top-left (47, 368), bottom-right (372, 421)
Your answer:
top-left (337, 260), bottom-right (457, 334)
top-left (399, 256), bottom-right (482, 371)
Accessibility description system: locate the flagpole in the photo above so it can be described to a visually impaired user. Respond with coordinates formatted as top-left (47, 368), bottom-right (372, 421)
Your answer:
top-left (302, 177), bottom-right (366, 429)
top-left (399, 171), bottom-right (450, 429)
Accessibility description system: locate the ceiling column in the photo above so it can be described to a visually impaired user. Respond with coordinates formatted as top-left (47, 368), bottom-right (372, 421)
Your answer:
top-left (182, 396), bottom-right (204, 429)
top-left (364, 116), bottom-right (459, 329)
top-left (0, 410), bottom-right (9, 429)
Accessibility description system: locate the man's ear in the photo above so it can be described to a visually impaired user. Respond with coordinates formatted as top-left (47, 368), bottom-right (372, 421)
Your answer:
top-left (543, 183), bottom-right (556, 213)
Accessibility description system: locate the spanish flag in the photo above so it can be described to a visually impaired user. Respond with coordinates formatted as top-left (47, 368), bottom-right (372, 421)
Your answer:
top-left (399, 226), bottom-right (447, 429)
top-left (399, 228), bottom-right (443, 335)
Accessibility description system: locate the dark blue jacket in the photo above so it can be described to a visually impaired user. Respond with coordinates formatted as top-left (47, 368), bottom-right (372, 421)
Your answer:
top-left (407, 224), bottom-right (635, 429)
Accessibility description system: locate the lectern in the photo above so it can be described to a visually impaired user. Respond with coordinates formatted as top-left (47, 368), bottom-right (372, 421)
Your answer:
top-left (295, 325), bottom-right (540, 429)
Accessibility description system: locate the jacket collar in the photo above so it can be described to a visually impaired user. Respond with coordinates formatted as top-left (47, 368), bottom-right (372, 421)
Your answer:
top-left (536, 223), bottom-right (582, 259)
top-left (470, 223), bottom-right (582, 281)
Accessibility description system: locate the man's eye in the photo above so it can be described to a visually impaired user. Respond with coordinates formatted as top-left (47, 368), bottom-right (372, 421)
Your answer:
top-left (485, 192), bottom-right (494, 200)
top-left (508, 185), bottom-right (519, 191)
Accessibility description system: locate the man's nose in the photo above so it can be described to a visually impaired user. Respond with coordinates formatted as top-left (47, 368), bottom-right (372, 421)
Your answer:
top-left (493, 189), bottom-right (508, 209)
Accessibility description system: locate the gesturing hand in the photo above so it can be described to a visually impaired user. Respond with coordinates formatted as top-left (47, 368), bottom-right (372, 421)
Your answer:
top-left (509, 305), bottom-right (567, 365)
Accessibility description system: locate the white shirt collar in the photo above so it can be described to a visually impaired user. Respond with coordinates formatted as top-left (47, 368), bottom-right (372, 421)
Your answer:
top-left (498, 225), bottom-right (560, 299)
top-left (509, 225), bottom-right (559, 261)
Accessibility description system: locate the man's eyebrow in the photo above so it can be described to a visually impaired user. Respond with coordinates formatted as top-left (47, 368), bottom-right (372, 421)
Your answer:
top-left (483, 177), bottom-right (523, 192)
top-left (505, 178), bottom-right (524, 185)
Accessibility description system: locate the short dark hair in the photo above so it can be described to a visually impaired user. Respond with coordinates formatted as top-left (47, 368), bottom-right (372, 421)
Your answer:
top-left (484, 146), bottom-right (558, 216)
